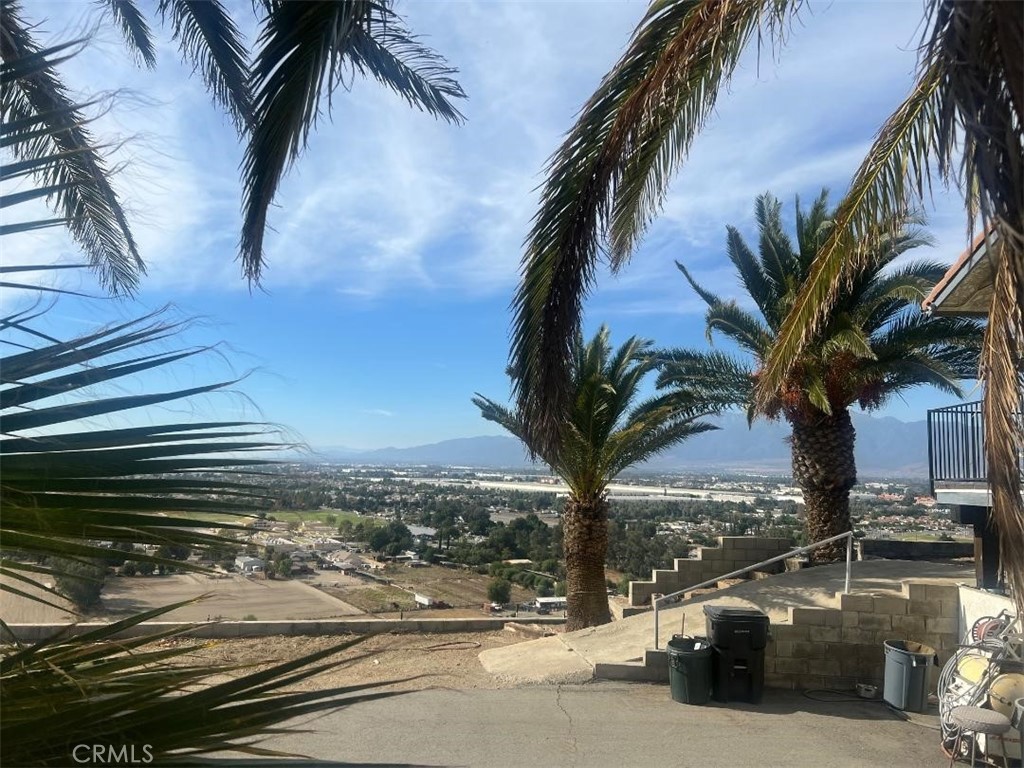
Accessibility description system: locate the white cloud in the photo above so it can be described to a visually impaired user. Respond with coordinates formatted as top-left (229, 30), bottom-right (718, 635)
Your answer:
top-left (361, 408), bottom-right (395, 418)
top-left (6, 0), bottom-right (970, 310)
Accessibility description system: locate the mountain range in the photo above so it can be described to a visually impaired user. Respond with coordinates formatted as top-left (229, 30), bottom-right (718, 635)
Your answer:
top-left (316, 412), bottom-right (929, 478)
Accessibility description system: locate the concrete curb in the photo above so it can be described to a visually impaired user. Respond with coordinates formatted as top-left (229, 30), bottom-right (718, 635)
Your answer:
top-left (1, 616), bottom-right (566, 643)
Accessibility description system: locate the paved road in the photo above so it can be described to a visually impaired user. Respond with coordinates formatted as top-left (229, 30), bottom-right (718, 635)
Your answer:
top-left (240, 682), bottom-right (948, 768)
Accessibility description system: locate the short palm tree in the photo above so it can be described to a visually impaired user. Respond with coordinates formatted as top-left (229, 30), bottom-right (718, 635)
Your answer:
top-left (658, 191), bottom-right (984, 559)
top-left (473, 327), bottom-right (716, 629)
top-left (508, 0), bottom-right (1023, 605)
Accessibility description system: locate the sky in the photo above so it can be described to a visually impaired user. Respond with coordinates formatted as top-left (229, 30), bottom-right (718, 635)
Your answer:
top-left (4, 0), bottom-right (984, 450)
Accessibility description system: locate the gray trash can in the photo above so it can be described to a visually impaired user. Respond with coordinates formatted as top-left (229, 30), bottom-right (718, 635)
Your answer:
top-left (883, 640), bottom-right (936, 712)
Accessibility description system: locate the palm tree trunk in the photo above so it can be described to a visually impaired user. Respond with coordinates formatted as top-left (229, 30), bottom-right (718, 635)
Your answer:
top-left (790, 408), bottom-right (856, 562)
top-left (562, 495), bottom-right (611, 630)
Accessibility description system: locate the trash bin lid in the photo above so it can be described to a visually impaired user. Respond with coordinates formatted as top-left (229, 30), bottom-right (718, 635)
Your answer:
top-left (667, 635), bottom-right (711, 652)
top-left (703, 605), bottom-right (770, 623)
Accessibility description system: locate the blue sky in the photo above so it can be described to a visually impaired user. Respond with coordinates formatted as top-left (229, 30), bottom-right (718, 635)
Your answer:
top-left (6, 1), bottom-right (983, 450)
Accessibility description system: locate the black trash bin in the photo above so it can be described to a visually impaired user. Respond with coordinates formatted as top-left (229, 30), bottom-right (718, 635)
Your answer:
top-left (883, 640), bottom-right (937, 713)
top-left (667, 635), bottom-right (713, 705)
top-left (703, 605), bottom-right (770, 704)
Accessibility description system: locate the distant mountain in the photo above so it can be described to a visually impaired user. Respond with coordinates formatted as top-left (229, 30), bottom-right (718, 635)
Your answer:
top-left (315, 412), bottom-right (929, 478)
top-left (645, 412), bottom-right (927, 477)
top-left (318, 435), bottom-right (536, 468)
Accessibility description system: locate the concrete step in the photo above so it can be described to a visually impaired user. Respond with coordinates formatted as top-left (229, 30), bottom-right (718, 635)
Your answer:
top-left (593, 659), bottom-right (666, 683)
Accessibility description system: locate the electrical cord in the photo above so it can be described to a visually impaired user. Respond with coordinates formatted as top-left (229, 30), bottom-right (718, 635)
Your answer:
top-left (802, 689), bottom-right (942, 730)
top-left (802, 688), bottom-right (888, 704)
top-left (416, 641), bottom-right (482, 652)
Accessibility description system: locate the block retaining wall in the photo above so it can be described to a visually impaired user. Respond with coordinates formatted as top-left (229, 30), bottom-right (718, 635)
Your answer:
top-left (628, 536), bottom-right (795, 607)
top-left (764, 581), bottom-right (959, 691)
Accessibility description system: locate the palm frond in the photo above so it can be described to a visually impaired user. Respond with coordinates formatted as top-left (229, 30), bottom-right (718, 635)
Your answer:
top-left (654, 348), bottom-right (755, 411)
top-left (758, 65), bottom-right (945, 406)
top-left (704, 301), bottom-right (772, 357)
top-left (157, 0), bottom-right (252, 130)
top-left (240, 0), bottom-right (465, 283)
top-left (0, 307), bottom-right (288, 601)
top-left (1, 605), bottom-right (405, 765)
top-left (510, 0), bottom-right (800, 461)
top-left (755, 192), bottom-right (799, 295)
top-left (100, 0), bottom-right (157, 68)
top-left (725, 224), bottom-right (774, 325)
top-left (344, 13), bottom-right (466, 123)
top-left (819, 316), bottom-right (875, 362)
top-left (980, 239), bottom-right (1024, 609)
top-left (856, 260), bottom-right (948, 331)
top-left (605, 412), bottom-right (717, 479)
top-left (0, 11), bottom-right (144, 294)
top-left (675, 259), bottom-right (722, 307)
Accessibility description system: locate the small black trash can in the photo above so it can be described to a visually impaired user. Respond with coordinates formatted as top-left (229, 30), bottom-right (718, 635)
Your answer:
top-left (667, 635), bottom-right (713, 705)
top-left (883, 640), bottom-right (937, 713)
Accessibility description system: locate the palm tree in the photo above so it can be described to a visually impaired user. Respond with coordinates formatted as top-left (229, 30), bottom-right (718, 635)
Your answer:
top-left (657, 191), bottom-right (984, 560)
top-left (509, 0), bottom-right (1022, 606)
top-left (1, 0), bottom-right (465, 293)
top-left (473, 327), bottom-right (716, 629)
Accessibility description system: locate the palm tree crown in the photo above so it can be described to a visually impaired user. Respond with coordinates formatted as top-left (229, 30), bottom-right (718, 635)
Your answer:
top-left (660, 191), bottom-right (984, 421)
top-left (476, 327), bottom-right (715, 501)
top-left (474, 326), bottom-right (715, 628)
top-left (658, 191), bottom-right (984, 557)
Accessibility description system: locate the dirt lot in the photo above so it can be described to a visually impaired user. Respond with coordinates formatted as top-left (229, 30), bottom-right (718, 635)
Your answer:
top-left (101, 573), bottom-right (366, 621)
top-left (2, 565), bottom-right (541, 624)
top-left (0, 573), bottom-right (364, 623)
top-left (327, 564), bottom-right (535, 613)
top-left (161, 628), bottom-right (547, 692)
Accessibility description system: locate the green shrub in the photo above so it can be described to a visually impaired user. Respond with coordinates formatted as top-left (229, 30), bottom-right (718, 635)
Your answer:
top-left (52, 558), bottom-right (105, 611)
top-left (487, 578), bottom-right (511, 604)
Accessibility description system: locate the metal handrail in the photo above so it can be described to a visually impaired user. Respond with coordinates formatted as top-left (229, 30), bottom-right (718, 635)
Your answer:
top-left (651, 531), bottom-right (855, 649)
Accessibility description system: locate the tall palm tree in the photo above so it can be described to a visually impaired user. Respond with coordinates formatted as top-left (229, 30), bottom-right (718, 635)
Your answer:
top-left (473, 327), bottom-right (716, 629)
top-left (1, 0), bottom-right (465, 293)
top-left (657, 191), bottom-right (984, 559)
top-left (509, 0), bottom-right (1022, 606)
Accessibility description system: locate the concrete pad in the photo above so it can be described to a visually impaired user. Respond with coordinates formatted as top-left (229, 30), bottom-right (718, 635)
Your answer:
top-left (243, 683), bottom-right (950, 768)
top-left (478, 634), bottom-right (593, 685)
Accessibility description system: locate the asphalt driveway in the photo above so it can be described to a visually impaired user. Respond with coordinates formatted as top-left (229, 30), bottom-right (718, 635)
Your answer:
top-left (233, 682), bottom-right (948, 768)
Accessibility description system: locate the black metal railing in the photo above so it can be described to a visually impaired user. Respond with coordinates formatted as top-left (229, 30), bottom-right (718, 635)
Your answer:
top-left (927, 400), bottom-right (1024, 493)
top-left (927, 401), bottom-right (986, 492)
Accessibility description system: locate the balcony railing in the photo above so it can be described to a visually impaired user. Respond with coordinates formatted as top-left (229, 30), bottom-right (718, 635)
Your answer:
top-left (927, 400), bottom-right (1024, 494)
top-left (927, 401), bottom-right (986, 493)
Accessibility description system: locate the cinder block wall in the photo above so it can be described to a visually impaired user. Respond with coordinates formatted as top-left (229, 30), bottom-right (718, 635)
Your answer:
top-left (628, 537), bottom-right (794, 606)
top-left (764, 581), bottom-right (959, 691)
